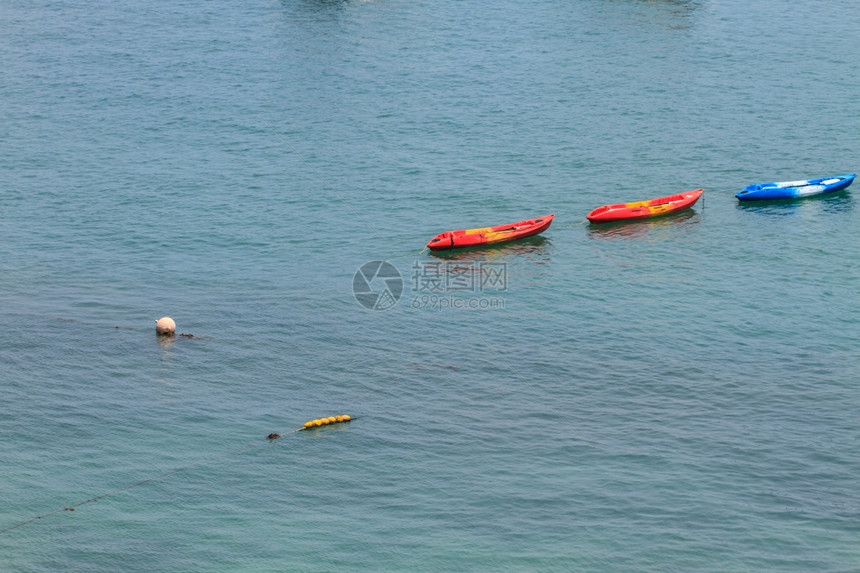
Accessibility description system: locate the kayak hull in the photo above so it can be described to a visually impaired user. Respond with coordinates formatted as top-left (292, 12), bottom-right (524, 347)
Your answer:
top-left (736, 174), bottom-right (855, 201)
top-left (586, 189), bottom-right (703, 224)
top-left (427, 214), bottom-right (555, 251)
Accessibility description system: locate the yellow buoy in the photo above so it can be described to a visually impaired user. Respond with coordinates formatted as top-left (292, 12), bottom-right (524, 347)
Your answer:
top-left (301, 414), bottom-right (353, 430)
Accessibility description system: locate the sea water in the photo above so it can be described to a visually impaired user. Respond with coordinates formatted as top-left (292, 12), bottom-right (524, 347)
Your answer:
top-left (2, 0), bottom-right (859, 570)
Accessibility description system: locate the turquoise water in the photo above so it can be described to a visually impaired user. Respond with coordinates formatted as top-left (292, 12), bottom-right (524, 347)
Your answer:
top-left (2, 0), bottom-right (859, 570)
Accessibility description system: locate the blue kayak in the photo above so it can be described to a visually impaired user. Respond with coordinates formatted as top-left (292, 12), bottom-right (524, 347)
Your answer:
top-left (736, 173), bottom-right (855, 201)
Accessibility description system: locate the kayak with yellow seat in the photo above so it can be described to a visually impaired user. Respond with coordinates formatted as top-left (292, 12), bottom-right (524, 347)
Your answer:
top-left (426, 214), bottom-right (554, 251)
top-left (586, 189), bottom-right (703, 224)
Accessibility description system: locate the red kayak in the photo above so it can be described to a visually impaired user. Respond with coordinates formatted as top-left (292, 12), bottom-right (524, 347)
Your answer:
top-left (427, 214), bottom-right (554, 251)
top-left (586, 189), bottom-right (703, 224)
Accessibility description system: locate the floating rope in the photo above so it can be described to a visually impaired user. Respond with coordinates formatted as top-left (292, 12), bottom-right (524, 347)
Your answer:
top-left (0, 441), bottom-right (257, 536)
top-left (0, 412), bottom-right (357, 536)
top-left (384, 246), bottom-right (428, 263)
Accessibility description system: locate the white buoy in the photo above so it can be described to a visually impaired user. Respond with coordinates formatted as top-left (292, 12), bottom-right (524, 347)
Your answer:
top-left (155, 316), bottom-right (176, 335)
